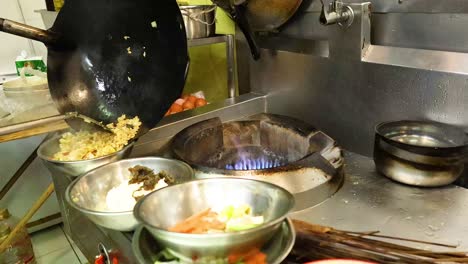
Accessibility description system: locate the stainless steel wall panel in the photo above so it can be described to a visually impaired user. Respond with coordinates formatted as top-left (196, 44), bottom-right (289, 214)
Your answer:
top-left (302, 0), bottom-right (468, 13)
top-left (241, 2), bottom-right (468, 156)
top-left (253, 49), bottom-right (468, 156)
top-left (372, 13), bottom-right (468, 53)
top-left (364, 45), bottom-right (468, 74)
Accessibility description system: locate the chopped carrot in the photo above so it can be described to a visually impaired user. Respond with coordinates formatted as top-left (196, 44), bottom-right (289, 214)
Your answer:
top-left (244, 251), bottom-right (267, 264)
top-left (168, 208), bottom-right (226, 234)
top-left (168, 208), bottom-right (212, 233)
top-left (228, 248), bottom-right (266, 264)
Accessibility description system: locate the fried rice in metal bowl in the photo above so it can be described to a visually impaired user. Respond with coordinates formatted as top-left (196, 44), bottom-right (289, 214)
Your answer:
top-left (53, 115), bottom-right (141, 161)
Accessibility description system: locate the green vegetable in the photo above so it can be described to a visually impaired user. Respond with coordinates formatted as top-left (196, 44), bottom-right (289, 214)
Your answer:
top-left (154, 249), bottom-right (179, 263)
top-left (226, 215), bottom-right (264, 232)
top-left (219, 205), bottom-right (234, 219)
top-left (226, 223), bottom-right (261, 232)
top-left (219, 205), bottom-right (264, 232)
top-left (232, 204), bottom-right (251, 218)
top-left (220, 204), bottom-right (252, 220)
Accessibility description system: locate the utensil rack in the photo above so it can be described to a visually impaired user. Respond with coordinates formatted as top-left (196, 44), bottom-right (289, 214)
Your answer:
top-left (0, 35), bottom-right (236, 143)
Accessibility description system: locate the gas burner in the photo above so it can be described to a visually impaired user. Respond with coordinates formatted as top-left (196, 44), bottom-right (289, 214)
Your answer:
top-left (225, 158), bottom-right (283, 170)
top-left (208, 146), bottom-right (287, 171)
top-left (172, 113), bottom-right (344, 211)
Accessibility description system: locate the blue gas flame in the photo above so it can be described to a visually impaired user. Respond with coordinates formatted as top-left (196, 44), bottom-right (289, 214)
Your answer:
top-left (225, 157), bottom-right (283, 170)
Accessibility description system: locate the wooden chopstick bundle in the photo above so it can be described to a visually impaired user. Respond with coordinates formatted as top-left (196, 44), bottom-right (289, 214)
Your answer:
top-left (285, 220), bottom-right (468, 264)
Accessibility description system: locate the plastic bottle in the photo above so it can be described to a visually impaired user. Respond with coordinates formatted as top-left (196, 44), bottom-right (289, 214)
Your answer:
top-left (0, 208), bottom-right (36, 264)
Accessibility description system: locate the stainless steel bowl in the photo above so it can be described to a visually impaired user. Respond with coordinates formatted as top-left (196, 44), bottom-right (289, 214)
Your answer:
top-left (37, 134), bottom-right (135, 236)
top-left (66, 157), bottom-right (194, 231)
top-left (37, 135), bottom-right (134, 180)
top-left (180, 5), bottom-right (216, 39)
top-left (134, 178), bottom-right (295, 258)
top-left (374, 120), bottom-right (468, 187)
top-left (133, 218), bottom-right (296, 264)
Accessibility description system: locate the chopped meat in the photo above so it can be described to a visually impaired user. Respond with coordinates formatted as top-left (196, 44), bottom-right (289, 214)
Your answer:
top-left (127, 165), bottom-right (175, 201)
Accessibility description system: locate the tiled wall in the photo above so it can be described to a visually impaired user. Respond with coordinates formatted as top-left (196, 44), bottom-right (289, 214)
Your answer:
top-left (0, 0), bottom-right (47, 75)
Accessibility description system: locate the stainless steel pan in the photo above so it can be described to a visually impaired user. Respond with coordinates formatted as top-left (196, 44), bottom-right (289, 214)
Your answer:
top-left (0, 0), bottom-right (189, 132)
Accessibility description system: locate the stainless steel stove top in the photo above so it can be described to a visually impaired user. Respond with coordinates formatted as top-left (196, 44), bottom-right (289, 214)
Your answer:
top-left (58, 96), bottom-right (468, 263)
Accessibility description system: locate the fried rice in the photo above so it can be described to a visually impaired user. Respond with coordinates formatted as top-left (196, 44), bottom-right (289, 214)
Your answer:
top-left (52, 115), bottom-right (141, 161)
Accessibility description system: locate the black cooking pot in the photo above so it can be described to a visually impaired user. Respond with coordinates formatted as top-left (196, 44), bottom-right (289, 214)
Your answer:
top-left (0, 0), bottom-right (189, 132)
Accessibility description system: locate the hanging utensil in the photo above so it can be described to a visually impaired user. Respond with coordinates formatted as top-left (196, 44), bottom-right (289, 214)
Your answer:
top-left (212, 0), bottom-right (260, 60)
top-left (212, 0), bottom-right (303, 60)
top-left (244, 0), bottom-right (303, 31)
top-left (0, 0), bottom-right (189, 133)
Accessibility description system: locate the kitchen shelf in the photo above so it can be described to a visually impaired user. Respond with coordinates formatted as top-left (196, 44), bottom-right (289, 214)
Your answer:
top-left (189, 35), bottom-right (230, 47)
top-left (0, 35), bottom-right (236, 143)
top-left (188, 35), bottom-right (236, 98)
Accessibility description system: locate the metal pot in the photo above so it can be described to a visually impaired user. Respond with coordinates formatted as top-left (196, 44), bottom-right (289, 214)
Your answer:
top-left (180, 5), bottom-right (216, 39)
top-left (374, 120), bottom-right (468, 187)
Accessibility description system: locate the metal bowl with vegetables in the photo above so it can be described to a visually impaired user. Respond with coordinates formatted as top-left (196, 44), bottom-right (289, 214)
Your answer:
top-left (133, 178), bottom-right (295, 260)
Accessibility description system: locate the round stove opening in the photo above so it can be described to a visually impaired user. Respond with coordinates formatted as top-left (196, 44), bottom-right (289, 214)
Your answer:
top-left (172, 115), bottom-right (319, 171)
top-left (172, 114), bottom-right (345, 212)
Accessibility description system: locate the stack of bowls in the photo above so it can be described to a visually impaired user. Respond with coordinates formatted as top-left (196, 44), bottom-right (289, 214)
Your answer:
top-left (2, 76), bottom-right (52, 112)
top-left (134, 178), bottom-right (295, 260)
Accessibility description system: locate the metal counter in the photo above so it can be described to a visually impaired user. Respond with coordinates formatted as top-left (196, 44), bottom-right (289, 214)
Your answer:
top-left (292, 152), bottom-right (468, 251)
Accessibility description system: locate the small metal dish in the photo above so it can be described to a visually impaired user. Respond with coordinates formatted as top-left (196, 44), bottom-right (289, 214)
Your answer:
top-left (132, 218), bottom-right (296, 264)
top-left (65, 157), bottom-right (194, 231)
top-left (133, 178), bottom-right (295, 258)
top-left (374, 120), bottom-right (468, 187)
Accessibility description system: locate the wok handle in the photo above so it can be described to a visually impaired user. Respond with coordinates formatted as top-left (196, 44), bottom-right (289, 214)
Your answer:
top-left (232, 4), bottom-right (260, 60)
top-left (0, 18), bottom-right (58, 46)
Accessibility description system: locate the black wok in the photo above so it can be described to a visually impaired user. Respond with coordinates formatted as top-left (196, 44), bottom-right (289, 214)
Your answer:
top-left (0, 0), bottom-right (189, 132)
